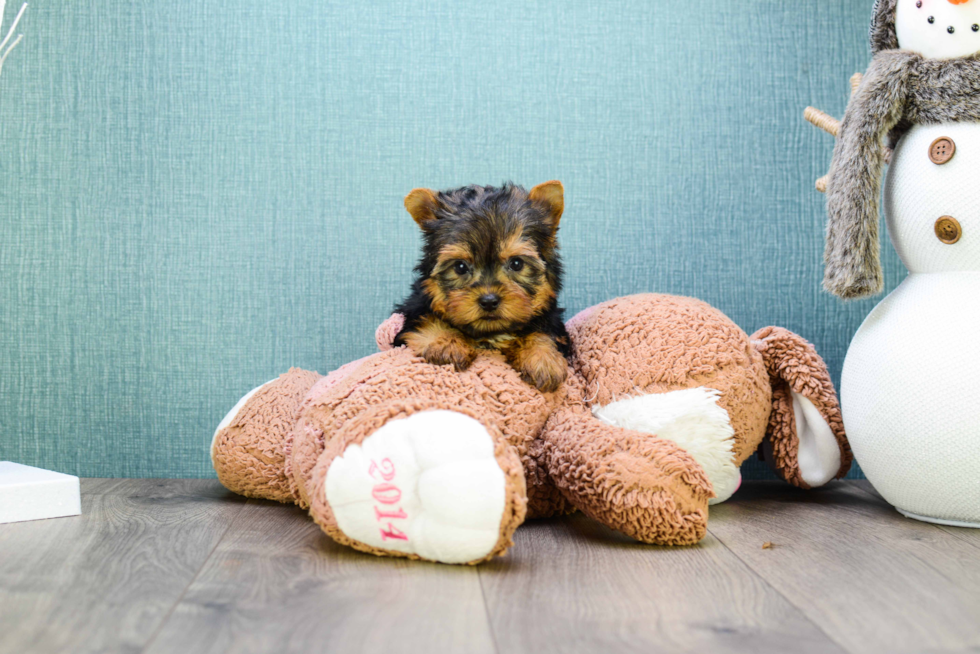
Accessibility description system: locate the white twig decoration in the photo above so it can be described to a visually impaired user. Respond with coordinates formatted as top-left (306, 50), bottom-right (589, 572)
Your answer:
top-left (0, 2), bottom-right (28, 78)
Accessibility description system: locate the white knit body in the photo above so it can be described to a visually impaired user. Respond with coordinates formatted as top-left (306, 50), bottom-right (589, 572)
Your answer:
top-left (842, 122), bottom-right (980, 526)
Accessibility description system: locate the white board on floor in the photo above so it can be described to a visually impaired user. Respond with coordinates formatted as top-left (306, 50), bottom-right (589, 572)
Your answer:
top-left (0, 462), bottom-right (82, 524)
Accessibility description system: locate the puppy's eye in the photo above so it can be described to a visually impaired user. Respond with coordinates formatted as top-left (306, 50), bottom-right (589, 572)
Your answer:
top-left (508, 258), bottom-right (525, 272)
top-left (453, 261), bottom-right (470, 276)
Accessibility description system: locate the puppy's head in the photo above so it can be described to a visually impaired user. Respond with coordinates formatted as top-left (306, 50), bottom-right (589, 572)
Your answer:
top-left (405, 182), bottom-right (564, 337)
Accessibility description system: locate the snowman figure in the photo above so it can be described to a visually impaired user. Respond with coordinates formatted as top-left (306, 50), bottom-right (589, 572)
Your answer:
top-left (823, 0), bottom-right (980, 526)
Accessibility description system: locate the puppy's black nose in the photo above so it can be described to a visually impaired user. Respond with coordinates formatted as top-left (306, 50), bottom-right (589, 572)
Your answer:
top-left (478, 293), bottom-right (501, 311)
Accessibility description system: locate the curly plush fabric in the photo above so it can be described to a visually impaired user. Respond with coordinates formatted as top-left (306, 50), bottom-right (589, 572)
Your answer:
top-left (213, 368), bottom-right (321, 502)
top-left (566, 294), bottom-right (772, 465)
top-left (542, 374), bottom-right (713, 545)
top-left (287, 348), bottom-right (562, 514)
top-left (375, 313), bottom-right (404, 352)
top-left (212, 294), bottom-right (851, 564)
top-left (751, 327), bottom-right (853, 488)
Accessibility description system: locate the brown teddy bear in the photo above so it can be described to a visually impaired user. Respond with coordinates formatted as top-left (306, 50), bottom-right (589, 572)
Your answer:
top-left (212, 294), bottom-right (850, 564)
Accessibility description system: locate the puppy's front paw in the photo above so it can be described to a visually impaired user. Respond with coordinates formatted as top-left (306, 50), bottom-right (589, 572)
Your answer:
top-left (421, 338), bottom-right (477, 371)
top-left (402, 317), bottom-right (477, 372)
top-left (522, 356), bottom-right (567, 393)
top-left (506, 334), bottom-right (568, 393)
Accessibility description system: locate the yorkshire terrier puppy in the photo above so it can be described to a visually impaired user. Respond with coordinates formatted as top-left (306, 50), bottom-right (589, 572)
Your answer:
top-left (393, 181), bottom-right (571, 393)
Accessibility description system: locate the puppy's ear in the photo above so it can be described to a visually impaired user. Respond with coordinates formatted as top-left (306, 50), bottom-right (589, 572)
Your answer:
top-left (404, 188), bottom-right (440, 229)
top-left (528, 181), bottom-right (564, 231)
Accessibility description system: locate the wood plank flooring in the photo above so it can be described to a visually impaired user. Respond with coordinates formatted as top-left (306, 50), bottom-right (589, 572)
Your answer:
top-left (1, 480), bottom-right (977, 654)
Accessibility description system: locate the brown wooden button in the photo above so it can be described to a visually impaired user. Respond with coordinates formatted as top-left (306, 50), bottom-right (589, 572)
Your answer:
top-left (929, 137), bottom-right (956, 165)
top-left (935, 216), bottom-right (962, 244)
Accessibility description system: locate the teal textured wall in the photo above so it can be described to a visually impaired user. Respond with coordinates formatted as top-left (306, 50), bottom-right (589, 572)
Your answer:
top-left (0, 1), bottom-right (899, 478)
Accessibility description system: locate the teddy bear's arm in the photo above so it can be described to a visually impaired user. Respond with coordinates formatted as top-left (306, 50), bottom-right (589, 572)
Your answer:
top-left (540, 403), bottom-right (713, 546)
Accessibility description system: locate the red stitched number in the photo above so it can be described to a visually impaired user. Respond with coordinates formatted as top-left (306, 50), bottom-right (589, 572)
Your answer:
top-left (368, 458), bottom-right (396, 482)
top-left (368, 459), bottom-right (409, 541)
top-left (371, 483), bottom-right (401, 505)
top-left (375, 507), bottom-right (408, 520)
top-left (380, 522), bottom-right (409, 542)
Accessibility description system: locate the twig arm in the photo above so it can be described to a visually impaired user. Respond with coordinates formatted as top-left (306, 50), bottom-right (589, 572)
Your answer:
top-left (0, 2), bottom-right (27, 77)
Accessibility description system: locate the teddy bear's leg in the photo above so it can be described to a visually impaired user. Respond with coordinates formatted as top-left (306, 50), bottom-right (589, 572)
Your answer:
top-left (211, 381), bottom-right (274, 459)
top-left (308, 403), bottom-right (527, 565)
top-left (592, 386), bottom-right (741, 505)
top-left (212, 368), bottom-right (322, 503)
top-left (542, 404), bottom-right (713, 546)
top-left (752, 327), bottom-right (853, 489)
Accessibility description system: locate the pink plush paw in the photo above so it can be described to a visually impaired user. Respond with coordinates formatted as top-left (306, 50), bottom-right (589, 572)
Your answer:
top-left (376, 313), bottom-right (406, 352)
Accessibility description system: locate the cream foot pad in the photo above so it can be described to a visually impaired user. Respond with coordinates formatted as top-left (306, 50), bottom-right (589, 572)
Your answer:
top-left (325, 410), bottom-right (507, 564)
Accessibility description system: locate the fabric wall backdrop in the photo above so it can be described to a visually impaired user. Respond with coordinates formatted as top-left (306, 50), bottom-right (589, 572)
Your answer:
top-left (0, 1), bottom-right (901, 478)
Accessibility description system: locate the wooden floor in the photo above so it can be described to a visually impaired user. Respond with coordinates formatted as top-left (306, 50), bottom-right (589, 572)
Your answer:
top-left (1, 480), bottom-right (978, 654)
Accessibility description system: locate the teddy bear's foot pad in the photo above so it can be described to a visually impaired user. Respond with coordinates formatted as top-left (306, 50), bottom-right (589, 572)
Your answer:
top-left (325, 410), bottom-right (507, 564)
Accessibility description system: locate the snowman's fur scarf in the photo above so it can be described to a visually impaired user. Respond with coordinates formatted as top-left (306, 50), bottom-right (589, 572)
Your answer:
top-left (824, 1), bottom-right (980, 299)
top-left (870, 0), bottom-right (900, 56)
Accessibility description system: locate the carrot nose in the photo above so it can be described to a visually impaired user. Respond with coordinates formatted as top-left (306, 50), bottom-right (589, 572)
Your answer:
top-left (948, 0), bottom-right (971, 5)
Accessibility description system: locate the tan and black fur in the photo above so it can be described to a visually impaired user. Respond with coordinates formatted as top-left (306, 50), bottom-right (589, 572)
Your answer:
top-left (825, 0), bottom-right (980, 299)
top-left (394, 182), bottom-right (571, 393)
